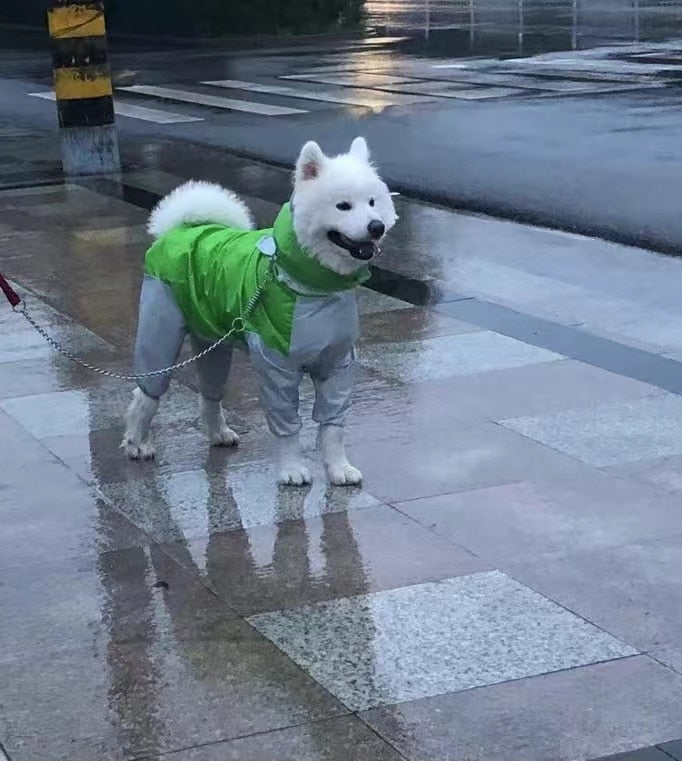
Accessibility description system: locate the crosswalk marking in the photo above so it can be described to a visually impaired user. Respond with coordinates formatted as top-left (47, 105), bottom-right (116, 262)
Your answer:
top-left (381, 80), bottom-right (475, 94)
top-left (432, 63), bottom-right (470, 69)
top-left (28, 91), bottom-right (203, 123)
top-left (118, 85), bottom-right (308, 116)
top-left (202, 79), bottom-right (432, 108)
top-left (280, 73), bottom-right (418, 87)
top-left (427, 86), bottom-right (528, 99)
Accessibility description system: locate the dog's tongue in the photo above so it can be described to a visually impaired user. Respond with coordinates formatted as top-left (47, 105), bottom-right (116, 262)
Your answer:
top-left (352, 241), bottom-right (378, 260)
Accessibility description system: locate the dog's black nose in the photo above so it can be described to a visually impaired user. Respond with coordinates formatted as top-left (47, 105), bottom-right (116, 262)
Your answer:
top-left (368, 220), bottom-right (385, 240)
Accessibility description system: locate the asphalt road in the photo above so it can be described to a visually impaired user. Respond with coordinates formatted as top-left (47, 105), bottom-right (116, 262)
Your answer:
top-left (1, 30), bottom-right (681, 253)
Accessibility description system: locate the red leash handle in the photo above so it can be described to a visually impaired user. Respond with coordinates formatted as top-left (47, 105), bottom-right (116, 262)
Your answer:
top-left (0, 271), bottom-right (21, 308)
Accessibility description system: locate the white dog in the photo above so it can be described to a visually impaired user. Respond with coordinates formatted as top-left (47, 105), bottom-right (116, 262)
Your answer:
top-left (122, 137), bottom-right (397, 485)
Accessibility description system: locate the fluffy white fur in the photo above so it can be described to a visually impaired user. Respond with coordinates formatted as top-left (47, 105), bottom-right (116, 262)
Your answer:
top-left (147, 180), bottom-right (254, 238)
top-left (277, 435), bottom-right (312, 486)
top-left (292, 137), bottom-right (398, 274)
top-left (124, 137), bottom-right (397, 484)
top-left (319, 424), bottom-right (362, 485)
top-left (122, 388), bottom-right (159, 460)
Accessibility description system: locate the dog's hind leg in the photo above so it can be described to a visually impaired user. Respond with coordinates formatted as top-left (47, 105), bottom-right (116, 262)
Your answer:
top-left (190, 334), bottom-right (239, 447)
top-left (122, 276), bottom-right (187, 460)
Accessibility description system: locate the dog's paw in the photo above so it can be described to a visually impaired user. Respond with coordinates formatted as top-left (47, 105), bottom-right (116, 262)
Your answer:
top-left (326, 462), bottom-right (363, 486)
top-left (121, 438), bottom-right (156, 460)
top-left (209, 423), bottom-right (240, 448)
top-left (278, 462), bottom-right (312, 487)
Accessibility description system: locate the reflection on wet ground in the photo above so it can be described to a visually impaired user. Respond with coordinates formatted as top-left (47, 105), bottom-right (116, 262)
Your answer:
top-left (4, 136), bottom-right (682, 760)
top-left (367, 0), bottom-right (682, 57)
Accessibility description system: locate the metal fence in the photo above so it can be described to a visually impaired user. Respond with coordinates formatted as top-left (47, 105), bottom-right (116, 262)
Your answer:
top-left (365, 0), bottom-right (682, 51)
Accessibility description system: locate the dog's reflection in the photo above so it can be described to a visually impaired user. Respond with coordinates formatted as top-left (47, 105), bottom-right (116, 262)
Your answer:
top-left (95, 449), bottom-right (379, 756)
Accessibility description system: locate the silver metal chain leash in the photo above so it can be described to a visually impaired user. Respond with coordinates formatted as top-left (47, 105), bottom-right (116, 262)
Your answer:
top-left (12, 260), bottom-right (275, 382)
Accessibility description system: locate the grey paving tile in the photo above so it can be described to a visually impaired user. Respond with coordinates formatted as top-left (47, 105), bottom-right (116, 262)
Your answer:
top-left (50, 283), bottom-right (144, 348)
top-left (43, 425), bottom-right (244, 487)
top-left (36, 368), bottom-right (400, 491)
top-left (143, 716), bottom-right (404, 760)
top-left (0, 411), bottom-right (146, 565)
top-left (651, 646), bottom-right (682, 675)
top-left (349, 415), bottom-right (589, 503)
top-left (506, 536), bottom-right (682, 654)
top-left (1, 617), bottom-right (345, 761)
top-left (0, 407), bottom-right (62, 476)
top-left (361, 657), bottom-right (682, 761)
top-left (163, 504), bottom-right (489, 616)
top-left (0, 382), bottom-right (204, 439)
top-left (605, 454), bottom-right (682, 496)
top-left (0, 183), bottom-right (65, 203)
top-left (395, 474), bottom-right (682, 563)
top-left (356, 287), bottom-right (407, 315)
top-left (42, 407), bottom-right (270, 481)
top-left (501, 393), bottom-right (682, 467)
top-left (359, 307), bottom-right (478, 345)
top-left (0, 324), bottom-right (111, 364)
top-left (659, 740), bottom-right (682, 760)
top-left (595, 749), bottom-right (676, 761)
top-left (0, 545), bottom-right (231, 660)
top-left (7, 250), bottom-right (144, 301)
top-left (407, 359), bottom-right (663, 423)
top-left (101, 462), bottom-right (382, 543)
top-left (249, 570), bottom-right (635, 711)
top-left (0, 352), bottom-right (128, 400)
top-left (116, 168), bottom-right (188, 198)
top-left (360, 331), bottom-right (562, 383)
top-left (0, 291), bottom-right (78, 333)
top-left (0, 483), bottom-right (146, 567)
top-left (0, 183), bottom-right (136, 219)
top-left (72, 223), bottom-right (148, 246)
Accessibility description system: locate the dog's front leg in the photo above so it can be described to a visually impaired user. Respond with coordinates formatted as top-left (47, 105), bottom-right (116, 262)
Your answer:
top-left (251, 345), bottom-right (310, 486)
top-left (122, 387), bottom-right (159, 460)
top-left (319, 424), bottom-right (362, 486)
top-left (312, 352), bottom-right (362, 486)
top-left (275, 432), bottom-right (311, 486)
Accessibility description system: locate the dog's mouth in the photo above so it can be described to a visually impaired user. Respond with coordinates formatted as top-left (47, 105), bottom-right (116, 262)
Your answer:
top-left (327, 230), bottom-right (378, 261)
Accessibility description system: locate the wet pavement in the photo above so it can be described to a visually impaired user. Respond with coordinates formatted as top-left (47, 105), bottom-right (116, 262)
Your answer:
top-left (3, 130), bottom-right (682, 760)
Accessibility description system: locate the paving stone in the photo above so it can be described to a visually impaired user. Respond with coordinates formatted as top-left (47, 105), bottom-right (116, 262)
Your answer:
top-left (249, 570), bottom-right (635, 711)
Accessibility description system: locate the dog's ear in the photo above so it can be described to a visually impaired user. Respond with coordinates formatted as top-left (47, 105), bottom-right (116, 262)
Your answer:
top-left (296, 141), bottom-right (326, 181)
top-left (349, 136), bottom-right (370, 162)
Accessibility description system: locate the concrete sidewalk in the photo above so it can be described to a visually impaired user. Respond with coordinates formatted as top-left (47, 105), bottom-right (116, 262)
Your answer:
top-left (2, 137), bottom-right (682, 761)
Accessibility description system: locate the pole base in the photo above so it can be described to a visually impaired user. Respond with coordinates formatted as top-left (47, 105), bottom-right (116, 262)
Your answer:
top-left (60, 124), bottom-right (121, 176)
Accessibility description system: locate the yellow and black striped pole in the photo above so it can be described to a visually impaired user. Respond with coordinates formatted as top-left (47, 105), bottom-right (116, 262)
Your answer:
top-left (47, 0), bottom-right (120, 175)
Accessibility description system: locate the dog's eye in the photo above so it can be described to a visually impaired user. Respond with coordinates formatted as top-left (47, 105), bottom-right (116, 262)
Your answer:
top-left (336, 201), bottom-right (352, 211)
top-left (369, 198), bottom-right (375, 207)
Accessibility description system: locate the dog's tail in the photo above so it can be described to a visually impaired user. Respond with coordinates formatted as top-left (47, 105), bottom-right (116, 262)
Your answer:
top-left (147, 180), bottom-right (254, 239)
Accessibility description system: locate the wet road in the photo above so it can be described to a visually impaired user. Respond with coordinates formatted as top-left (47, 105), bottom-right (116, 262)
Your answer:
top-left (1, 32), bottom-right (682, 251)
top-left (4, 127), bottom-right (682, 759)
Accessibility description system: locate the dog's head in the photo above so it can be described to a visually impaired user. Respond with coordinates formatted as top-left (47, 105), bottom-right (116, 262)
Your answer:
top-left (291, 137), bottom-right (398, 275)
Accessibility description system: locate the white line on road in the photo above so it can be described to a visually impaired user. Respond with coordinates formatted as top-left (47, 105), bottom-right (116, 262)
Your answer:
top-left (429, 86), bottom-right (527, 99)
top-left (280, 73), bottom-right (418, 87)
top-left (202, 79), bottom-right (432, 108)
top-left (432, 63), bottom-right (470, 69)
top-left (28, 91), bottom-right (204, 124)
top-left (118, 85), bottom-right (307, 116)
